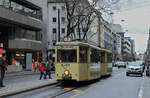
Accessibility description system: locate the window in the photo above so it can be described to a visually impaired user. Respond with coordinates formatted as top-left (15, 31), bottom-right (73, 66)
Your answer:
top-left (53, 6), bottom-right (56, 11)
top-left (82, 28), bottom-right (87, 32)
top-left (107, 53), bottom-right (112, 63)
top-left (100, 52), bottom-right (105, 63)
top-left (91, 49), bottom-right (100, 63)
top-left (61, 6), bottom-right (65, 11)
top-left (57, 50), bottom-right (77, 63)
top-left (79, 47), bottom-right (88, 63)
top-left (53, 17), bottom-right (57, 22)
top-left (53, 28), bottom-right (57, 34)
top-left (61, 28), bottom-right (65, 34)
top-left (61, 17), bottom-right (65, 23)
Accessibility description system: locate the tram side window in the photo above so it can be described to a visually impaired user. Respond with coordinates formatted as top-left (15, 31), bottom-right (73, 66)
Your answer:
top-left (101, 52), bottom-right (105, 63)
top-left (91, 49), bottom-right (100, 63)
top-left (57, 50), bottom-right (77, 63)
top-left (107, 53), bottom-right (112, 63)
top-left (79, 47), bottom-right (88, 63)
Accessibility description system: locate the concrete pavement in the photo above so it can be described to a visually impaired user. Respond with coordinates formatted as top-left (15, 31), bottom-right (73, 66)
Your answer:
top-left (5, 70), bottom-right (39, 77)
top-left (0, 71), bottom-right (57, 97)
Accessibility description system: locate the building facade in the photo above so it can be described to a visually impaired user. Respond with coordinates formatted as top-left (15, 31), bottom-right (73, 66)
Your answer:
top-left (0, 0), bottom-right (43, 69)
top-left (47, 0), bottom-right (101, 47)
top-left (122, 37), bottom-right (132, 61)
top-left (99, 19), bottom-right (113, 51)
top-left (112, 32), bottom-right (122, 60)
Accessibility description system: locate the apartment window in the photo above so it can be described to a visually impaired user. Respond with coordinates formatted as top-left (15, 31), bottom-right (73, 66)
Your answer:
top-left (62, 28), bottom-right (65, 34)
top-left (53, 28), bottom-right (57, 34)
top-left (53, 17), bottom-right (57, 22)
top-left (61, 17), bottom-right (65, 23)
top-left (61, 6), bottom-right (65, 11)
top-left (53, 6), bottom-right (57, 11)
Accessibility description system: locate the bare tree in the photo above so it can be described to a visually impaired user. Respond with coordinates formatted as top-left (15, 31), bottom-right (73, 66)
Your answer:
top-left (63, 0), bottom-right (121, 40)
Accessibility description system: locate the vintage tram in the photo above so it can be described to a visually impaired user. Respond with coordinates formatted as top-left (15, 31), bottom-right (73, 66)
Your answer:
top-left (55, 41), bottom-right (112, 82)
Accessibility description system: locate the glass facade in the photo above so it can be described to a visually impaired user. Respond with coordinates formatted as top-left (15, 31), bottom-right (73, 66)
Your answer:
top-left (0, 0), bottom-right (42, 20)
top-left (9, 27), bottom-right (42, 41)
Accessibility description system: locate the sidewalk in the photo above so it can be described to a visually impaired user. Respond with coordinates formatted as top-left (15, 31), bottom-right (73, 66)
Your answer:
top-left (0, 72), bottom-right (57, 97)
top-left (5, 70), bottom-right (40, 77)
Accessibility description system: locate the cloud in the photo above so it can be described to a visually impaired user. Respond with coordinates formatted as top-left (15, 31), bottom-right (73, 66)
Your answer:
top-left (113, 5), bottom-right (150, 53)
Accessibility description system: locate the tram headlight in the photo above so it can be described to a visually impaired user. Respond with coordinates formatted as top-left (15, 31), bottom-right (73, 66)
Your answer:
top-left (64, 70), bottom-right (69, 75)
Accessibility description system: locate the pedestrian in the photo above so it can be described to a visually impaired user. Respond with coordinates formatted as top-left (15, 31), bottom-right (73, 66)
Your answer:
top-left (0, 54), bottom-right (7, 87)
top-left (38, 62), bottom-right (46, 80)
top-left (32, 59), bottom-right (36, 72)
top-left (45, 59), bottom-right (52, 79)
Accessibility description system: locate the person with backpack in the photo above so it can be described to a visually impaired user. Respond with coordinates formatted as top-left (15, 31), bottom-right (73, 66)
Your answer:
top-left (45, 59), bottom-right (52, 79)
top-left (0, 54), bottom-right (7, 87)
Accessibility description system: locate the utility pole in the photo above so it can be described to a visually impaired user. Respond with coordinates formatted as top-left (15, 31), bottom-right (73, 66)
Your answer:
top-left (58, 9), bottom-right (60, 42)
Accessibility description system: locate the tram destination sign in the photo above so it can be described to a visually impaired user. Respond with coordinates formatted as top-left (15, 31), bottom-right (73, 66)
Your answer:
top-left (57, 46), bottom-right (77, 49)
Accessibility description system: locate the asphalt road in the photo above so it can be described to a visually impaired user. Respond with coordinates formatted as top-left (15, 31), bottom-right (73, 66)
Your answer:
top-left (69, 68), bottom-right (144, 98)
top-left (6, 67), bottom-right (146, 98)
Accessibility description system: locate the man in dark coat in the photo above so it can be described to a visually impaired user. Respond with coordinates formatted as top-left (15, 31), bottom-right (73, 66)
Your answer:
top-left (0, 54), bottom-right (7, 87)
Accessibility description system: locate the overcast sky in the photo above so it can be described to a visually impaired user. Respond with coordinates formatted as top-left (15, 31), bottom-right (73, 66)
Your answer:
top-left (113, 0), bottom-right (150, 54)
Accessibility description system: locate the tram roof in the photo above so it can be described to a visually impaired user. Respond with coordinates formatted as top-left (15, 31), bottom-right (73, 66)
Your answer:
top-left (56, 41), bottom-right (112, 53)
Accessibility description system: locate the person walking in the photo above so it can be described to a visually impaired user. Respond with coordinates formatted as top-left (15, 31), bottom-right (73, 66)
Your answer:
top-left (45, 59), bottom-right (52, 79)
top-left (32, 59), bottom-right (35, 72)
top-left (0, 54), bottom-right (7, 87)
top-left (38, 62), bottom-right (46, 80)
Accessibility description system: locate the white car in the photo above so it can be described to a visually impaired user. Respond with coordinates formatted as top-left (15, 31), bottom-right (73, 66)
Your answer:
top-left (126, 62), bottom-right (143, 76)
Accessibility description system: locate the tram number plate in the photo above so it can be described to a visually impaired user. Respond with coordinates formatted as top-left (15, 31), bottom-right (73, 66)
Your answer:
top-left (61, 64), bottom-right (70, 67)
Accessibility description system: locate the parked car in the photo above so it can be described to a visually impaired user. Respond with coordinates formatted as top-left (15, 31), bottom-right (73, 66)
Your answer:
top-left (126, 62), bottom-right (143, 76)
top-left (115, 61), bottom-right (127, 68)
top-left (135, 61), bottom-right (145, 72)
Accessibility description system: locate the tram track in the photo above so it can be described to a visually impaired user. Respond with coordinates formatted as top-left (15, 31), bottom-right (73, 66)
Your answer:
top-left (49, 87), bottom-right (77, 98)
top-left (5, 82), bottom-right (80, 98)
top-left (5, 82), bottom-right (60, 98)
top-left (6, 81), bottom-right (86, 98)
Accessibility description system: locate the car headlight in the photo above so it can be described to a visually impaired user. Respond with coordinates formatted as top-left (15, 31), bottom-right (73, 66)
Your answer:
top-left (64, 70), bottom-right (69, 75)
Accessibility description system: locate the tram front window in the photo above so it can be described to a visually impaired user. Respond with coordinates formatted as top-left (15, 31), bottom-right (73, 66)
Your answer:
top-left (57, 50), bottom-right (77, 63)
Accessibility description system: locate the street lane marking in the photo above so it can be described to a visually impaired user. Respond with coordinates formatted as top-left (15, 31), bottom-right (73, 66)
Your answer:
top-left (138, 80), bottom-right (144, 98)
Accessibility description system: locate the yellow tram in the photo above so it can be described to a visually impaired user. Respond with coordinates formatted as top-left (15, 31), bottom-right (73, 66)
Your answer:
top-left (55, 41), bottom-right (112, 82)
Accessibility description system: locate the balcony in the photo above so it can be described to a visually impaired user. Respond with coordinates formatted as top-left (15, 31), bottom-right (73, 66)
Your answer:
top-left (0, 0), bottom-right (42, 30)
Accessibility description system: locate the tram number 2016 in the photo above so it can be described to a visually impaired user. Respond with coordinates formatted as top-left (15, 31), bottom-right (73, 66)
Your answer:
top-left (61, 64), bottom-right (70, 67)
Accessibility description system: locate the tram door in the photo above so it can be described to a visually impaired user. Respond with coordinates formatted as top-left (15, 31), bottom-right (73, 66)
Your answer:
top-left (26, 53), bottom-right (32, 70)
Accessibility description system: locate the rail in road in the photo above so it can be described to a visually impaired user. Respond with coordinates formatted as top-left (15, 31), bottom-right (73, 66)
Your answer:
top-left (5, 82), bottom-right (79, 98)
